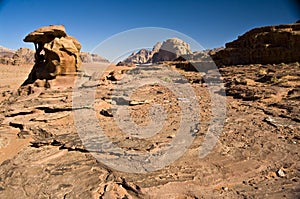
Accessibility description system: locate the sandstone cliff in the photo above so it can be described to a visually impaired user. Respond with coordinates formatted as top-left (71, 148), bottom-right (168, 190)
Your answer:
top-left (213, 22), bottom-right (300, 65)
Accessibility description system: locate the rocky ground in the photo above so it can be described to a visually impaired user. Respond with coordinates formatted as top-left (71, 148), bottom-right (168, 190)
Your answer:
top-left (0, 61), bottom-right (299, 198)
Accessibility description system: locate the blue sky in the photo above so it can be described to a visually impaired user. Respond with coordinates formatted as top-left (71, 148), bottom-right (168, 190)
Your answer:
top-left (0, 0), bottom-right (299, 54)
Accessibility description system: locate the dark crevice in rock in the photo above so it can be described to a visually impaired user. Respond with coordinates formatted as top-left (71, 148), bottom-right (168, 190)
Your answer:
top-left (36, 106), bottom-right (91, 113)
top-left (36, 107), bottom-right (73, 113)
top-left (9, 122), bottom-right (24, 130)
top-left (5, 110), bottom-right (34, 117)
top-left (119, 178), bottom-right (142, 196)
top-left (30, 139), bottom-right (62, 148)
top-left (30, 138), bottom-right (90, 153)
top-left (278, 114), bottom-right (300, 123)
top-left (58, 145), bottom-right (89, 153)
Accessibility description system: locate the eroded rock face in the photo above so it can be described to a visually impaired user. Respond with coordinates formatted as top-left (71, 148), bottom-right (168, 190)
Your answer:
top-left (0, 46), bottom-right (34, 65)
top-left (119, 38), bottom-right (193, 65)
top-left (152, 38), bottom-right (192, 62)
top-left (22, 25), bottom-right (82, 85)
top-left (121, 42), bottom-right (162, 65)
top-left (213, 22), bottom-right (300, 65)
top-left (80, 52), bottom-right (109, 63)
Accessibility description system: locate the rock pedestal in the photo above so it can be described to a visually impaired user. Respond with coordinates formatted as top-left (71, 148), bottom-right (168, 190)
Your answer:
top-left (22, 25), bottom-right (82, 86)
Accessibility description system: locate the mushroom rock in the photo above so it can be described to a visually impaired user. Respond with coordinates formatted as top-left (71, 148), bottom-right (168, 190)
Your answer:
top-left (22, 25), bottom-right (82, 86)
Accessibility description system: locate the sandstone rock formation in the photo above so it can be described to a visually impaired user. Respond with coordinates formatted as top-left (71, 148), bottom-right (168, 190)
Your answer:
top-left (213, 22), bottom-right (300, 65)
top-left (120, 38), bottom-right (193, 65)
top-left (0, 46), bottom-right (15, 65)
top-left (121, 42), bottom-right (162, 65)
top-left (0, 46), bottom-right (34, 65)
top-left (152, 38), bottom-right (192, 62)
top-left (22, 25), bottom-right (82, 85)
top-left (12, 48), bottom-right (35, 65)
top-left (80, 52), bottom-right (109, 63)
top-left (124, 49), bottom-right (151, 64)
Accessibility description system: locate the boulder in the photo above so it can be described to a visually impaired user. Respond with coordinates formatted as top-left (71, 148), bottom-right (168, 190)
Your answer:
top-left (213, 22), bottom-right (300, 65)
top-left (22, 25), bottom-right (82, 85)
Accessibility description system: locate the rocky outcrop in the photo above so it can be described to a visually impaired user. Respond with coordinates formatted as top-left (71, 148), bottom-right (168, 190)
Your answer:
top-left (0, 46), bottom-right (15, 65)
top-left (123, 49), bottom-right (151, 64)
top-left (22, 25), bottom-right (82, 85)
top-left (0, 46), bottom-right (34, 65)
top-left (121, 42), bottom-right (162, 65)
top-left (120, 38), bottom-right (193, 65)
top-left (80, 52), bottom-right (109, 63)
top-left (152, 38), bottom-right (192, 62)
top-left (213, 22), bottom-right (300, 65)
top-left (12, 48), bottom-right (35, 65)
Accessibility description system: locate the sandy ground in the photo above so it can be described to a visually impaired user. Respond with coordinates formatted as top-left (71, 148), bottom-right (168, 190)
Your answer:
top-left (0, 62), bottom-right (299, 198)
top-left (0, 64), bottom-right (32, 89)
top-left (0, 64), bottom-right (33, 164)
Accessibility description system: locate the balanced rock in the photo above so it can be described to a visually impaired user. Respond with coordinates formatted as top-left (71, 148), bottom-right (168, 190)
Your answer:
top-left (22, 25), bottom-right (82, 85)
top-left (213, 22), bottom-right (300, 65)
top-left (152, 38), bottom-right (192, 62)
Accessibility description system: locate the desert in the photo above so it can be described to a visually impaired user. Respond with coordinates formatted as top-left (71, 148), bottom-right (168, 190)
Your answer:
top-left (0, 20), bottom-right (299, 198)
top-left (0, 1), bottom-right (299, 198)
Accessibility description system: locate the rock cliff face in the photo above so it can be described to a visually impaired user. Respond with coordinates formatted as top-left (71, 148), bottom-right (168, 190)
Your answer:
top-left (213, 22), bottom-right (300, 65)
top-left (22, 25), bottom-right (82, 85)
top-left (120, 38), bottom-right (193, 65)
top-left (121, 42), bottom-right (162, 65)
top-left (152, 38), bottom-right (192, 62)
top-left (123, 49), bottom-right (151, 64)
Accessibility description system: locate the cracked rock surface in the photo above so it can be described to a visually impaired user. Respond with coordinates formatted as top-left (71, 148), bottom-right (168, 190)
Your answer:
top-left (0, 62), bottom-right (299, 198)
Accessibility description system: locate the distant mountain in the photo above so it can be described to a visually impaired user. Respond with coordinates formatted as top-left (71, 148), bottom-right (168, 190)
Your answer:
top-left (0, 45), bottom-right (34, 65)
top-left (120, 42), bottom-right (162, 65)
top-left (119, 38), bottom-right (197, 65)
top-left (152, 38), bottom-right (192, 63)
top-left (80, 52), bottom-right (109, 63)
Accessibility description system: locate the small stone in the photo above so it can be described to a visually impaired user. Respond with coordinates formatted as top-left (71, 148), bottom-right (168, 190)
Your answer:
top-left (222, 186), bottom-right (229, 191)
top-left (277, 168), bottom-right (285, 177)
top-left (167, 134), bottom-right (175, 139)
top-left (100, 109), bottom-right (113, 117)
